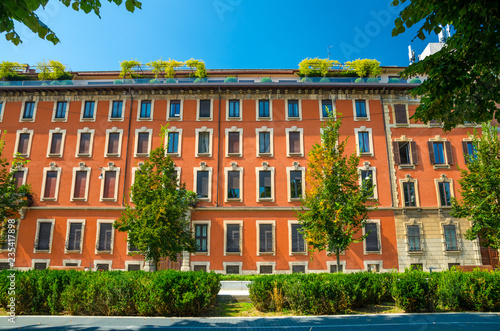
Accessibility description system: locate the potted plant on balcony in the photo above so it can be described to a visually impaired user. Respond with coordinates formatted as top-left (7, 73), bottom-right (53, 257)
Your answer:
top-left (298, 58), bottom-right (341, 82)
top-left (260, 77), bottom-right (272, 83)
top-left (0, 62), bottom-right (27, 81)
top-left (224, 76), bottom-right (237, 83)
top-left (37, 60), bottom-right (72, 85)
top-left (186, 58), bottom-right (207, 83)
top-left (345, 59), bottom-right (382, 83)
top-left (117, 59), bottom-right (141, 84)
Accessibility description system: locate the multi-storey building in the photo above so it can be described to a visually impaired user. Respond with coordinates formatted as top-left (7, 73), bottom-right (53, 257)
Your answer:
top-left (0, 68), bottom-right (496, 273)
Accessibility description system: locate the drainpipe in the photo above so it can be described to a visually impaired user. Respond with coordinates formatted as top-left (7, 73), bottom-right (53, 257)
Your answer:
top-left (122, 87), bottom-right (134, 206)
top-left (380, 91), bottom-right (395, 208)
top-left (216, 87), bottom-right (222, 207)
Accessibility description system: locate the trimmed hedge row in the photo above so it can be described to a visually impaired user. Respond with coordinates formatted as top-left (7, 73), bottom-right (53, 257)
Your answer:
top-left (0, 270), bottom-right (220, 316)
top-left (249, 269), bottom-right (500, 314)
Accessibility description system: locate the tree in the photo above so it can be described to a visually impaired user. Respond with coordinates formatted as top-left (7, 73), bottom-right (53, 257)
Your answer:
top-left (296, 114), bottom-right (376, 272)
top-left (119, 59), bottom-right (141, 79)
top-left (344, 59), bottom-right (382, 78)
top-left (451, 124), bottom-right (500, 249)
top-left (392, 0), bottom-right (500, 131)
top-left (1, 0), bottom-right (142, 45)
top-left (114, 126), bottom-right (197, 269)
top-left (0, 132), bottom-right (32, 245)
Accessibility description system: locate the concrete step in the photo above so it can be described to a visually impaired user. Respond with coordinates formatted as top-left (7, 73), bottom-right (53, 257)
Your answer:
top-left (218, 281), bottom-right (251, 303)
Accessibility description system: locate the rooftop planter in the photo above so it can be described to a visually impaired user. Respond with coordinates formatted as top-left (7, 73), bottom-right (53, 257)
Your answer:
top-left (260, 77), bottom-right (272, 83)
top-left (224, 77), bottom-right (237, 83)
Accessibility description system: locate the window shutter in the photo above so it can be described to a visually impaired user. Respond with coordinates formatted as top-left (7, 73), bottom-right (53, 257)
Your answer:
top-left (427, 142), bottom-right (435, 164)
top-left (445, 141), bottom-right (454, 165)
top-left (79, 133), bottom-right (91, 155)
top-left (462, 141), bottom-right (469, 164)
top-left (228, 132), bottom-right (239, 154)
top-left (18, 133), bottom-right (30, 154)
top-left (410, 141), bottom-right (418, 164)
top-left (365, 223), bottom-right (379, 251)
top-left (44, 171), bottom-right (58, 198)
top-left (394, 104), bottom-right (408, 124)
top-left (74, 171), bottom-right (87, 199)
top-left (137, 132), bottom-right (149, 154)
top-left (37, 222), bottom-right (52, 250)
top-left (289, 132), bottom-right (300, 153)
top-left (103, 171), bottom-right (116, 199)
top-left (392, 142), bottom-right (401, 164)
top-left (108, 133), bottom-right (120, 154)
top-left (228, 171), bottom-right (239, 190)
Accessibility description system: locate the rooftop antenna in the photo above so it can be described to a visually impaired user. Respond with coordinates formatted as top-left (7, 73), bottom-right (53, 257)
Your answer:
top-left (327, 46), bottom-right (333, 60)
top-left (408, 45), bottom-right (416, 65)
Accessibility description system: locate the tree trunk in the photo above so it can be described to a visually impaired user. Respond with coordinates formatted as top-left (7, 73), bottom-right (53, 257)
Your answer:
top-left (336, 247), bottom-right (342, 273)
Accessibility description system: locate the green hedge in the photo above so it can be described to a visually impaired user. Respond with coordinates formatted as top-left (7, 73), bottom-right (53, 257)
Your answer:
top-left (0, 270), bottom-right (220, 316)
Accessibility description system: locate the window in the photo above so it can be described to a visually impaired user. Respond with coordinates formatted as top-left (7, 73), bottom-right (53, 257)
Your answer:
top-left (102, 170), bottom-right (117, 201)
top-left (54, 101), bottom-right (67, 120)
top-left (66, 222), bottom-right (83, 252)
top-left (225, 127), bottom-right (243, 157)
top-left (258, 222), bottom-right (274, 254)
top-left (286, 127), bottom-right (303, 156)
top-left (259, 171), bottom-right (272, 199)
top-left (110, 100), bottom-right (123, 120)
top-left (1, 220), bottom-right (18, 252)
top-left (96, 263), bottom-right (110, 271)
top-left (292, 264), bottom-right (306, 273)
top-left (35, 219), bottom-right (54, 252)
top-left (448, 263), bottom-right (460, 270)
top-left (410, 263), bottom-right (423, 271)
top-left (355, 127), bottom-right (374, 156)
top-left (34, 262), bottom-right (48, 270)
top-left (290, 223), bottom-right (306, 253)
top-left (97, 222), bottom-right (113, 252)
top-left (0, 101), bottom-right (3, 122)
top-left (76, 128), bottom-right (94, 157)
top-left (139, 100), bottom-right (151, 119)
top-left (167, 132), bottom-right (179, 154)
top-left (22, 101), bottom-right (35, 120)
top-left (228, 100), bottom-right (240, 118)
top-left (365, 222), bottom-right (380, 253)
top-left (13, 171), bottom-right (25, 188)
top-left (288, 99), bottom-right (299, 118)
top-left (256, 127), bottom-right (274, 157)
top-left (196, 171), bottom-right (209, 199)
top-left (41, 163), bottom-right (61, 201)
top-left (403, 182), bottom-right (416, 207)
top-left (105, 128), bottom-right (123, 157)
top-left (407, 225), bottom-right (421, 251)
top-left (290, 170), bottom-right (303, 199)
top-left (225, 223), bottom-right (241, 254)
top-left (260, 265), bottom-right (273, 274)
top-left (193, 264), bottom-right (208, 272)
top-left (444, 224), bottom-right (458, 251)
top-left (198, 99), bottom-right (211, 119)
top-left (358, 162), bottom-right (377, 199)
top-left (225, 265), bottom-right (240, 274)
top-left (393, 140), bottom-right (418, 166)
top-left (321, 99), bottom-right (332, 118)
top-left (195, 127), bottom-right (213, 157)
top-left (428, 139), bottom-right (453, 167)
top-left (355, 100), bottom-right (367, 118)
top-left (227, 171), bottom-right (240, 199)
top-left (258, 99), bottom-right (270, 118)
top-left (367, 264), bottom-right (380, 272)
top-left (168, 100), bottom-right (181, 119)
top-left (462, 141), bottom-right (477, 164)
top-left (82, 101), bottom-right (95, 120)
top-left (127, 264), bottom-right (141, 271)
top-left (135, 128), bottom-right (151, 156)
top-left (394, 104), bottom-right (408, 124)
top-left (361, 169), bottom-right (373, 197)
top-left (195, 224), bottom-right (208, 253)
top-left (438, 181), bottom-right (452, 206)
top-left (71, 163), bottom-right (90, 201)
top-left (330, 264), bottom-right (344, 273)
top-left (16, 129), bottom-right (33, 157)
top-left (47, 128), bottom-right (66, 157)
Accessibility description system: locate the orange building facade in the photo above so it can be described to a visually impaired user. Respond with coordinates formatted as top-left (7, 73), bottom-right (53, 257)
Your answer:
top-left (0, 68), bottom-right (491, 273)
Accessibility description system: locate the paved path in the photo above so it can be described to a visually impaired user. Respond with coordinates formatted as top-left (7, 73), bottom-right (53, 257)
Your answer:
top-left (1, 313), bottom-right (500, 330)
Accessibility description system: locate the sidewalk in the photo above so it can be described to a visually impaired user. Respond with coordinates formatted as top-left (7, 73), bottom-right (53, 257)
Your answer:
top-left (1, 313), bottom-right (500, 330)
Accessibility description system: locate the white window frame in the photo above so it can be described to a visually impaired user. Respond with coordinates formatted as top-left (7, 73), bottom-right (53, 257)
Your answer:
top-left (131, 162), bottom-right (144, 188)
top-left (32, 259), bottom-right (51, 270)
top-left (40, 162), bottom-right (62, 201)
top-left (75, 127), bottom-right (95, 158)
top-left (95, 219), bottom-right (115, 254)
top-left (14, 128), bottom-right (34, 158)
top-left (289, 262), bottom-right (308, 274)
top-left (255, 162), bottom-right (275, 202)
top-left (223, 220), bottom-right (243, 256)
top-left (224, 162), bottom-right (243, 202)
top-left (288, 220), bottom-right (307, 256)
top-left (440, 218), bottom-right (462, 253)
top-left (354, 126), bottom-right (374, 157)
top-left (226, 98), bottom-right (243, 121)
top-left (191, 261), bottom-right (210, 272)
top-left (125, 261), bottom-right (144, 271)
top-left (363, 219), bottom-right (382, 255)
top-left (93, 260), bottom-right (113, 271)
top-left (165, 126), bottom-right (183, 157)
top-left (104, 127), bottom-right (124, 157)
top-left (195, 127), bottom-right (214, 157)
top-left (399, 175), bottom-right (420, 208)
top-left (285, 98), bottom-right (302, 121)
top-left (225, 126), bottom-right (243, 157)
top-left (256, 220), bottom-right (276, 256)
top-left (326, 261), bottom-right (347, 273)
top-left (126, 233), bottom-right (141, 255)
top-left (0, 100), bottom-right (4, 122)
top-left (196, 98), bottom-right (213, 121)
top-left (46, 127), bottom-right (67, 158)
top-left (193, 162), bottom-right (213, 202)
top-left (64, 219), bottom-right (86, 254)
top-left (99, 162), bottom-right (120, 202)
top-left (358, 161), bottom-right (378, 200)
top-left (108, 99), bottom-right (125, 122)
top-left (255, 126), bottom-right (274, 157)
top-left (286, 162), bottom-right (305, 202)
top-left (10, 164), bottom-right (28, 187)
top-left (394, 135), bottom-right (417, 169)
top-left (33, 219), bottom-right (55, 253)
top-left (80, 100), bottom-right (98, 122)
top-left (404, 218), bottom-right (425, 254)
top-left (256, 98), bottom-right (273, 121)
top-left (52, 100), bottom-right (70, 122)
top-left (134, 127), bottom-right (153, 157)
top-left (167, 98), bottom-right (184, 121)
top-left (19, 100), bottom-right (38, 122)
top-left (223, 262), bottom-right (243, 275)
top-left (137, 99), bottom-right (154, 121)
top-left (192, 220), bottom-right (211, 256)
top-left (319, 97), bottom-right (335, 120)
top-left (352, 98), bottom-right (371, 121)
top-left (70, 162), bottom-right (91, 201)
top-left (285, 126), bottom-right (304, 157)
top-left (435, 174), bottom-right (454, 208)
top-left (63, 259), bottom-right (82, 267)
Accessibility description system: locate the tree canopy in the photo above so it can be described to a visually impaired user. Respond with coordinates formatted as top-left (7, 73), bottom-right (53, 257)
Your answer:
top-left (392, 0), bottom-right (500, 131)
top-left (114, 126), bottom-right (197, 268)
top-left (452, 124), bottom-right (500, 249)
top-left (1, 0), bottom-right (142, 45)
top-left (296, 114), bottom-right (376, 271)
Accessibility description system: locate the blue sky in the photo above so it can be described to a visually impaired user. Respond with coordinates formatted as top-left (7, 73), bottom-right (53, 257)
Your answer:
top-left (0, 0), bottom-right (438, 72)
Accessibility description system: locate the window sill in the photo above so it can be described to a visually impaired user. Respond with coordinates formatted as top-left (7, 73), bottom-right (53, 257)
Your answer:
top-left (34, 249), bottom-right (50, 253)
top-left (80, 118), bottom-right (95, 122)
top-left (290, 252), bottom-right (307, 256)
top-left (227, 198), bottom-right (242, 202)
top-left (166, 152), bottom-right (180, 157)
top-left (71, 198), bottom-right (87, 202)
top-left (258, 198), bottom-right (274, 202)
top-left (258, 252), bottom-right (275, 256)
top-left (408, 250), bottom-right (424, 255)
top-left (365, 250), bottom-right (382, 255)
top-left (135, 153), bottom-right (150, 158)
top-left (15, 154), bottom-right (29, 158)
top-left (290, 198), bottom-right (302, 202)
top-left (41, 197), bottom-right (56, 201)
top-left (360, 152), bottom-right (374, 157)
top-left (168, 116), bottom-right (181, 121)
top-left (197, 117), bottom-right (212, 121)
top-left (395, 122), bottom-right (409, 127)
top-left (105, 154), bottom-right (120, 158)
top-left (47, 154), bottom-right (62, 158)
top-left (193, 252), bottom-right (209, 256)
top-left (227, 117), bottom-right (242, 121)
top-left (445, 250), bottom-right (461, 254)
top-left (287, 117), bottom-right (301, 121)
top-left (196, 153), bottom-right (211, 157)
top-left (20, 118), bottom-right (34, 122)
top-left (227, 153), bottom-right (242, 157)
top-left (288, 153), bottom-right (303, 157)
top-left (433, 164), bottom-right (450, 169)
top-left (257, 117), bottom-right (271, 121)
top-left (137, 118), bottom-right (152, 121)
top-left (225, 252), bottom-right (241, 256)
top-left (257, 153), bottom-right (273, 157)
top-left (65, 249), bottom-right (82, 254)
top-left (197, 197), bottom-right (210, 202)
top-left (77, 154), bottom-right (91, 158)
top-left (398, 164), bottom-right (415, 169)
top-left (52, 118), bottom-right (67, 122)
top-left (96, 250), bottom-right (112, 254)
top-left (100, 198), bottom-right (117, 202)
top-left (355, 117), bottom-right (370, 121)
top-left (109, 118), bottom-right (124, 122)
